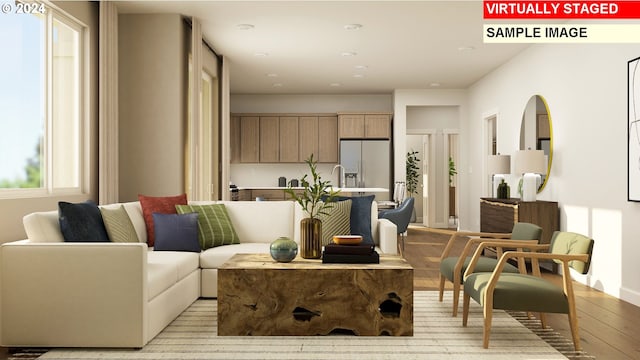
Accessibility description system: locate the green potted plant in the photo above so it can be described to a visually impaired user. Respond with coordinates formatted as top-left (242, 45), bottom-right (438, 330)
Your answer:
top-left (406, 151), bottom-right (420, 197)
top-left (285, 154), bottom-right (340, 259)
top-left (406, 151), bottom-right (420, 222)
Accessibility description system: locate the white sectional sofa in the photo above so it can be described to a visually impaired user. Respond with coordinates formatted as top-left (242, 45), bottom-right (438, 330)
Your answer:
top-left (0, 200), bottom-right (397, 348)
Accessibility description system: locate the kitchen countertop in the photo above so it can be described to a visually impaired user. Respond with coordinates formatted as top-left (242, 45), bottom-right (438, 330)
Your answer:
top-left (235, 186), bottom-right (389, 193)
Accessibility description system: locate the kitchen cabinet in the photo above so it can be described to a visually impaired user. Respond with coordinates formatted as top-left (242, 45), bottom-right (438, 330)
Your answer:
top-left (259, 116), bottom-right (279, 162)
top-left (279, 116), bottom-right (299, 162)
top-left (234, 116), bottom-right (259, 163)
top-left (318, 116), bottom-right (338, 162)
top-left (338, 112), bottom-right (392, 139)
top-left (298, 115), bottom-right (338, 163)
top-left (251, 189), bottom-right (285, 201)
top-left (231, 113), bottom-right (339, 164)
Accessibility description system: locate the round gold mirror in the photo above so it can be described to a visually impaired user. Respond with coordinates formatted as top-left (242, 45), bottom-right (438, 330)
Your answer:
top-left (519, 95), bottom-right (553, 192)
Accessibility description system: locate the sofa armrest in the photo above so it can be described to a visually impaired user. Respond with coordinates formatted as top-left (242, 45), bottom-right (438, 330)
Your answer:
top-left (377, 218), bottom-right (398, 255)
top-left (0, 242), bottom-right (148, 348)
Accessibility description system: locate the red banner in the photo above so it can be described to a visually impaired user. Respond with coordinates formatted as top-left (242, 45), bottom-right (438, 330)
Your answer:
top-left (484, 1), bottom-right (640, 19)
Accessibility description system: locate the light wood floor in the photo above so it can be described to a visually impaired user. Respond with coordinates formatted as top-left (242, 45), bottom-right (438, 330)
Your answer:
top-left (404, 226), bottom-right (640, 360)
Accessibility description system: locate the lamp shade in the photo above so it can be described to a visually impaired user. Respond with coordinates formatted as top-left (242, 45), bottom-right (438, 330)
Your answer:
top-left (514, 150), bottom-right (547, 175)
top-left (487, 154), bottom-right (511, 175)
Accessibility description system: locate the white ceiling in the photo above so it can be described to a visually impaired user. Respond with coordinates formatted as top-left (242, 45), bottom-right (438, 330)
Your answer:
top-left (116, 1), bottom-right (529, 95)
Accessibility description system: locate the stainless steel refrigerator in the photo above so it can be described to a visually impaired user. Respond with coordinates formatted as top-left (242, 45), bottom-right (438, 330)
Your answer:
top-left (339, 140), bottom-right (391, 198)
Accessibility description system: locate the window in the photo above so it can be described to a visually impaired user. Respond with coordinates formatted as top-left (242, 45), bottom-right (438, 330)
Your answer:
top-left (0, 3), bottom-right (85, 196)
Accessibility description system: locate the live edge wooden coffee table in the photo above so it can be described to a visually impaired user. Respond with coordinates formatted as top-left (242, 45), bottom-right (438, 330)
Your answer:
top-left (217, 253), bottom-right (413, 336)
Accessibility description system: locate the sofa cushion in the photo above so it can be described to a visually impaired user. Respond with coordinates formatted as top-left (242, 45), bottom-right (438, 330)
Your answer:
top-left (153, 213), bottom-right (201, 252)
top-left (175, 204), bottom-right (239, 250)
top-left (333, 195), bottom-right (375, 245)
top-left (139, 194), bottom-right (188, 247)
top-left (147, 250), bottom-right (200, 300)
top-left (58, 201), bottom-right (110, 242)
top-left (23, 210), bottom-right (65, 243)
top-left (100, 205), bottom-right (139, 243)
top-left (220, 201), bottom-right (295, 243)
top-left (317, 199), bottom-right (351, 246)
top-left (199, 243), bottom-right (272, 268)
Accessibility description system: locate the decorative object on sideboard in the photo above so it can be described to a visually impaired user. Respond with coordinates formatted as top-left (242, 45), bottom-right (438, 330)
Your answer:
top-left (285, 154), bottom-right (341, 259)
top-left (514, 149), bottom-right (546, 202)
top-left (278, 176), bottom-right (286, 187)
top-left (487, 154), bottom-right (511, 198)
top-left (270, 236), bottom-right (298, 262)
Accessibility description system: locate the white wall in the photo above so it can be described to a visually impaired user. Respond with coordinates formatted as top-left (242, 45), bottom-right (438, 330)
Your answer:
top-left (466, 43), bottom-right (640, 306)
top-left (118, 14), bottom-right (187, 201)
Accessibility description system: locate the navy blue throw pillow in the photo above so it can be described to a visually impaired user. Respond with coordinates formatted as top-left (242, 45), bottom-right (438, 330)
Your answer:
top-left (331, 195), bottom-right (375, 245)
top-left (152, 212), bottom-right (201, 252)
top-left (59, 200), bottom-right (110, 242)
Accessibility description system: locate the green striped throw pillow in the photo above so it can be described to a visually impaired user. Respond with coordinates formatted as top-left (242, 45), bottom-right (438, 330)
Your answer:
top-left (175, 204), bottom-right (239, 250)
top-left (100, 205), bottom-right (139, 243)
top-left (317, 199), bottom-right (352, 246)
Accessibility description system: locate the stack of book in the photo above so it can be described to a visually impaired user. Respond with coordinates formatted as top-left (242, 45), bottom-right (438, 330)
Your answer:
top-left (322, 236), bottom-right (379, 264)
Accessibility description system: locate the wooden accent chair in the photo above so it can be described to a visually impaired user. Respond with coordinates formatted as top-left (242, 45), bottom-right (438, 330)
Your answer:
top-left (462, 231), bottom-right (594, 350)
top-left (438, 222), bottom-right (543, 316)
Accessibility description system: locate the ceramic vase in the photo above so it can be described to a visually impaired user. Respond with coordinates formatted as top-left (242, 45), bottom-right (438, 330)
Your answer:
top-left (300, 217), bottom-right (322, 259)
top-left (270, 236), bottom-right (298, 262)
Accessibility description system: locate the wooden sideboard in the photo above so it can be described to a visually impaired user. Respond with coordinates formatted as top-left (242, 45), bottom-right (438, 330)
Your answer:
top-left (480, 198), bottom-right (560, 271)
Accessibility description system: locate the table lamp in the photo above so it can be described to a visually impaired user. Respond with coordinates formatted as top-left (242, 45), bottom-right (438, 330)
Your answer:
top-left (514, 149), bottom-right (546, 201)
top-left (487, 154), bottom-right (511, 198)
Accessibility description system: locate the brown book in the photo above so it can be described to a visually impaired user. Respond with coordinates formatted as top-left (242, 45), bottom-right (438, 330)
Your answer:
top-left (323, 243), bottom-right (375, 255)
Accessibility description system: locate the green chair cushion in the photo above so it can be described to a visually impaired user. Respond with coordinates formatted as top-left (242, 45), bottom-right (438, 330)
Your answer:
top-left (510, 223), bottom-right (543, 241)
top-left (440, 256), bottom-right (519, 283)
top-left (464, 272), bottom-right (569, 313)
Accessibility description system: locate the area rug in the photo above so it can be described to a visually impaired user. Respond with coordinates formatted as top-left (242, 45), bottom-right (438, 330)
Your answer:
top-left (36, 291), bottom-right (567, 360)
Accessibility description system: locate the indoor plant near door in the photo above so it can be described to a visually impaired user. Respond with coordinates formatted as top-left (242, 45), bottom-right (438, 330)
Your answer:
top-left (406, 151), bottom-right (420, 222)
top-left (285, 154), bottom-right (341, 258)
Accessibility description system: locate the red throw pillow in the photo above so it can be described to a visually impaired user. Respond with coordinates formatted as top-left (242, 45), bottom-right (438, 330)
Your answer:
top-left (138, 193), bottom-right (188, 247)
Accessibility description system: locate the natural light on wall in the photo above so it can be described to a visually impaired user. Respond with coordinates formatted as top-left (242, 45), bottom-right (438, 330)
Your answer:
top-left (0, 6), bottom-right (85, 196)
top-left (565, 205), bottom-right (622, 297)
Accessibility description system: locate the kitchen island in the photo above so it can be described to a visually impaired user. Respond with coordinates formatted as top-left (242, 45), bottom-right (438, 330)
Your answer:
top-left (233, 187), bottom-right (389, 201)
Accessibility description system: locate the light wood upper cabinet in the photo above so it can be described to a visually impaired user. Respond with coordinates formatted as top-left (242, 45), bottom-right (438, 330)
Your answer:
top-left (259, 116), bottom-right (279, 162)
top-left (279, 116), bottom-right (299, 162)
top-left (338, 112), bottom-right (392, 139)
top-left (338, 114), bottom-right (365, 138)
top-left (231, 112), bottom-right (365, 163)
top-left (298, 116), bottom-right (319, 161)
top-left (230, 115), bottom-right (241, 163)
top-left (318, 116), bottom-right (338, 163)
top-left (364, 114), bottom-right (391, 138)
top-left (239, 116), bottom-right (259, 163)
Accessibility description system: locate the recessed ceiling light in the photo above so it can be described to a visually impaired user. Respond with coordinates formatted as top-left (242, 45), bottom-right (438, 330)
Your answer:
top-left (344, 24), bottom-right (362, 30)
top-left (354, 65), bottom-right (368, 70)
top-left (236, 24), bottom-right (255, 30)
top-left (353, 74), bottom-right (365, 78)
top-left (254, 52), bottom-right (269, 57)
top-left (457, 46), bottom-right (475, 51)
top-left (329, 82), bottom-right (342, 87)
top-left (266, 73), bottom-right (278, 78)
top-left (272, 83), bottom-right (283, 88)
top-left (341, 52), bottom-right (357, 57)
top-left (429, 82), bottom-right (441, 87)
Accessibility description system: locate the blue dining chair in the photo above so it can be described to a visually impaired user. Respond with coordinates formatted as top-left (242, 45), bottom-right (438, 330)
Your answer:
top-left (379, 197), bottom-right (415, 254)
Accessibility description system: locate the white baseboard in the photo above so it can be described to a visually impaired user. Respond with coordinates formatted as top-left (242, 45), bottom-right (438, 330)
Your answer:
top-left (620, 287), bottom-right (640, 307)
